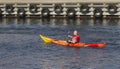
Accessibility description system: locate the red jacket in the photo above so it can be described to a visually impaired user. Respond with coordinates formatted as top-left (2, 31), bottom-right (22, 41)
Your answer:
top-left (72, 35), bottom-right (80, 43)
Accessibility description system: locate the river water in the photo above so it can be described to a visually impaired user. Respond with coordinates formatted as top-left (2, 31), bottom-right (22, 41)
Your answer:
top-left (0, 18), bottom-right (120, 69)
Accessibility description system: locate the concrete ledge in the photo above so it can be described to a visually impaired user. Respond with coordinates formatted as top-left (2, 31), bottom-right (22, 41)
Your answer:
top-left (0, 0), bottom-right (120, 3)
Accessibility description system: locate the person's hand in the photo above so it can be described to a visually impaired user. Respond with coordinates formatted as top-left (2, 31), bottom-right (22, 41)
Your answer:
top-left (68, 35), bottom-right (72, 38)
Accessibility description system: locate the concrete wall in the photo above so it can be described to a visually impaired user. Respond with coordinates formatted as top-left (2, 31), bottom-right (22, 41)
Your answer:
top-left (0, 0), bottom-right (120, 18)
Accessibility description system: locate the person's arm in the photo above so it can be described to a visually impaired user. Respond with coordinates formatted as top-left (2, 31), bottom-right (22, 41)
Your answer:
top-left (72, 38), bottom-right (77, 43)
top-left (68, 35), bottom-right (72, 38)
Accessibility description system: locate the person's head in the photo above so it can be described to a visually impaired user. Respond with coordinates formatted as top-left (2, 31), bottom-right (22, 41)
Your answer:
top-left (73, 30), bottom-right (78, 35)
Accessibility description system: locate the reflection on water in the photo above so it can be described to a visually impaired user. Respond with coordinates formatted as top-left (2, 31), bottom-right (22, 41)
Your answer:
top-left (0, 18), bottom-right (120, 27)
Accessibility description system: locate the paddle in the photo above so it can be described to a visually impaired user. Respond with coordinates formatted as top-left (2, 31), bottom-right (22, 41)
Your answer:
top-left (66, 31), bottom-right (72, 42)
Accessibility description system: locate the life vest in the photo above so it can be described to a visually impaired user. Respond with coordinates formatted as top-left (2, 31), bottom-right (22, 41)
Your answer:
top-left (72, 35), bottom-right (80, 43)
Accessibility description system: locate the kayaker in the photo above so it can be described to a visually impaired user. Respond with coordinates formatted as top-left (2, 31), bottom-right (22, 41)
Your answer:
top-left (68, 30), bottom-right (80, 43)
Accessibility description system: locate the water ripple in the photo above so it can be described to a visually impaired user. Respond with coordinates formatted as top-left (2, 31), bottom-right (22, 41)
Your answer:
top-left (0, 18), bottom-right (120, 69)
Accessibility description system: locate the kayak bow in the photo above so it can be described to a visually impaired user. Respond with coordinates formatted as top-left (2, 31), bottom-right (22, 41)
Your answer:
top-left (40, 35), bottom-right (106, 48)
top-left (40, 35), bottom-right (52, 43)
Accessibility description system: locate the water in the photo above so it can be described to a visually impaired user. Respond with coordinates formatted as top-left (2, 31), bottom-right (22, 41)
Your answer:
top-left (0, 18), bottom-right (120, 69)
